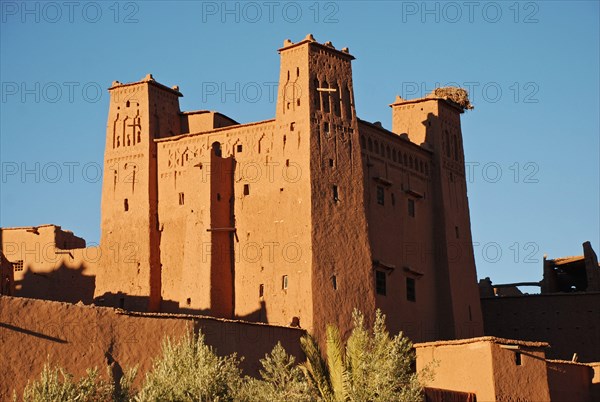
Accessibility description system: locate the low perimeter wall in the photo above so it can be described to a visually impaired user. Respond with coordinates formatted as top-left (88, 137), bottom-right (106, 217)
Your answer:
top-left (0, 296), bottom-right (305, 399)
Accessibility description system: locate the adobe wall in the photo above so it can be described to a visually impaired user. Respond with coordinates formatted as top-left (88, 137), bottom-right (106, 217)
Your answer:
top-left (0, 295), bottom-right (305, 400)
top-left (416, 337), bottom-right (552, 402)
top-left (359, 121), bottom-right (440, 341)
top-left (481, 292), bottom-right (600, 362)
top-left (156, 117), bottom-right (315, 328)
top-left (389, 98), bottom-right (484, 340)
top-left (546, 360), bottom-right (594, 402)
top-left (0, 226), bottom-right (98, 303)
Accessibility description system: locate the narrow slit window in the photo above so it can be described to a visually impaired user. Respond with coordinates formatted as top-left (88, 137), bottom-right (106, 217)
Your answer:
top-left (377, 186), bottom-right (385, 205)
top-left (282, 275), bottom-right (288, 290)
top-left (408, 199), bottom-right (415, 217)
top-left (259, 284), bottom-right (264, 298)
top-left (124, 198), bottom-right (129, 212)
top-left (515, 352), bottom-right (522, 366)
top-left (179, 192), bottom-right (185, 205)
top-left (406, 277), bottom-right (416, 302)
top-left (244, 184), bottom-right (250, 196)
top-left (455, 226), bottom-right (460, 238)
top-left (376, 271), bottom-right (386, 296)
top-left (332, 275), bottom-right (337, 290)
top-left (333, 185), bottom-right (339, 202)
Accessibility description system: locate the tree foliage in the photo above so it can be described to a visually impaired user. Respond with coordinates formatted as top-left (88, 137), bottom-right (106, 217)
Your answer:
top-left (301, 309), bottom-right (429, 402)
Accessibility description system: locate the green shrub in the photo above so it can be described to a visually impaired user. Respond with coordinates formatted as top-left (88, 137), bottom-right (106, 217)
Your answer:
top-left (238, 342), bottom-right (316, 402)
top-left (134, 330), bottom-right (242, 401)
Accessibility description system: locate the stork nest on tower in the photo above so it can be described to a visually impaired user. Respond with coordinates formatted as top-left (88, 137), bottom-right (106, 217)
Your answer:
top-left (427, 86), bottom-right (474, 110)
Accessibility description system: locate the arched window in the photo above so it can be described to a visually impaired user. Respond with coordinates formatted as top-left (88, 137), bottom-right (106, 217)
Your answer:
top-left (212, 141), bottom-right (222, 157)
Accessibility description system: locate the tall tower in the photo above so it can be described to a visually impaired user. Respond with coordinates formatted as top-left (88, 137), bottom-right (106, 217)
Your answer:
top-left (97, 74), bottom-right (182, 311)
top-left (390, 95), bottom-right (483, 339)
top-left (276, 35), bottom-right (376, 340)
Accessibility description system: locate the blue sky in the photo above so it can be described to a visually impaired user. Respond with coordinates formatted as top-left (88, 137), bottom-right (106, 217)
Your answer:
top-left (1, 1), bottom-right (598, 288)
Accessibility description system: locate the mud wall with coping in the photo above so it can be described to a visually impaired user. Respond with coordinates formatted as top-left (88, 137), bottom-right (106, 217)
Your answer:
top-left (0, 296), bottom-right (305, 400)
top-left (481, 292), bottom-right (600, 362)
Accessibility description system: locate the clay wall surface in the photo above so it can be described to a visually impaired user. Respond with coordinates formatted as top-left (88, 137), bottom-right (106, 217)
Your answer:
top-left (416, 337), bottom-right (553, 402)
top-left (387, 98), bottom-right (483, 340)
top-left (415, 339), bottom-right (496, 400)
top-left (300, 40), bottom-right (376, 342)
top-left (489, 342), bottom-right (551, 402)
top-left (359, 121), bottom-right (439, 342)
top-left (0, 295), bottom-right (305, 400)
top-left (481, 293), bottom-right (600, 362)
top-left (0, 226), bottom-right (98, 303)
top-left (546, 360), bottom-right (594, 402)
top-left (156, 115), bottom-right (314, 328)
top-left (97, 80), bottom-right (182, 312)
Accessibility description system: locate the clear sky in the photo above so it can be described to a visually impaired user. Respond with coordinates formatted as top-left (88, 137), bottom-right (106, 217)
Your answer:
top-left (1, 1), bottom-right (598, 289)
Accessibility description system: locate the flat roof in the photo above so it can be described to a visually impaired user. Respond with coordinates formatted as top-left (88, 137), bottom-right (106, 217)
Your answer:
top-left (414, 336), bottom-right (549, 349)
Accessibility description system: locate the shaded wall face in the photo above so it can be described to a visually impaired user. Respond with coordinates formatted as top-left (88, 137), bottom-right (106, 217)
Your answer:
top-left (391, 100), bottom-right (483, 340)
top-left (489, 344), bottom-right (551, 402)
top-left (359, 122), bottom-right (439, 342)
top-left (481, 293), bottom-right (600, 362)
top-left (546, 361), bottom-right (593, 402)
top-left (0, 296), bottom-right (305, 400)
top-left (291, 43), bottom-right (376, 342)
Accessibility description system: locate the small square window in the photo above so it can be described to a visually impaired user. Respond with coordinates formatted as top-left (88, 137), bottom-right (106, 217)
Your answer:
top-left (376, 271), bottom-right (386, 295)
top-left (376, 186), bottom-right (385, 205)
top-left (237, 144), bottom-right (243, 153)
top-left (408, 199), bottom-right (415, 217)
top-left (244, 184), bottom-right (250, 196)
top-left (179, 192), bottom-right (185, 205)
top-left (13, 260), bottom-right (24, 272)
top-left (282, 275), bottom-right (288, 290)
top-left (406, 277), bottom-right (416, 302)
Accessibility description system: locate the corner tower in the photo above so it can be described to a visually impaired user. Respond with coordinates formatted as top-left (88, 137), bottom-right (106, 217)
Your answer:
top-left (277, 35), bottom-right (376, 340)
top-left (97, 74), bottom-right (182, 311)
top-left (390, 93), bottom-right (484, 339)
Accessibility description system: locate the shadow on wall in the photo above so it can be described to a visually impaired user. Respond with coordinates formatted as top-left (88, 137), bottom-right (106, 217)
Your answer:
top-left (13, 264), bottom-right (96, 304)
top-left (94, 293), bottom-right (272, 325)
